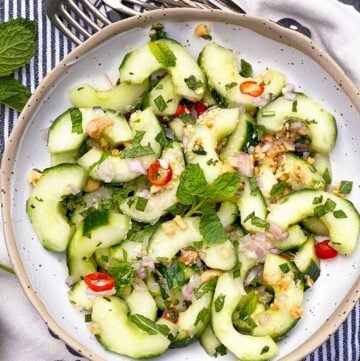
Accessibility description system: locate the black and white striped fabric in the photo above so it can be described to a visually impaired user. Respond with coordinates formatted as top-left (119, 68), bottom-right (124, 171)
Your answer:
top-left (0, 1), bottom-right (359, 360)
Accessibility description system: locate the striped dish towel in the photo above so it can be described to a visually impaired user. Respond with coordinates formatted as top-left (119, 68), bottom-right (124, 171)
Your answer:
top-left (0, 1), bottom-right (359, 360)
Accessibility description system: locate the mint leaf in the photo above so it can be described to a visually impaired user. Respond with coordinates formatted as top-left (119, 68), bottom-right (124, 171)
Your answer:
top-left (279, 263), bottom-right (290, 273)
top-left (270, 181), bottom-right (288, 197)
top-left (200, 204), bottom-right (226, 244)
top-left (154, 94), bottom-right (167, 112)
top-left (184, 75), bottom-right (203, 90)
top-left (121, 143), bottom-right (154, 158)
top-left (333, 209), bottom-right (347, 218)
top-left (0, 18), bottom-right (36, 76)
top-left (69, 108), bottom-right (83, 134)
top-left (108, 262), bottom-right (136, 295)
top-left (176, 164), bottom-right (209, 205)
top-left (135, 197), bottom-right (148, 211)
top-left (83, 209), bottom-right (110, 236)
top-left (240, 59), bottom-right (253, 78)
top-left (209, 172), bottom-right (241, 198)
top-left (149, 23), bottom-right (167, 41)
top-left (215, 345), bottom-right (227, 356)
top-left (194, 308), bottom-right (209, 326)
top-left (148, 41), bottom-right (176, 67)
top-left (214, 294), bottom-right (225, 312)
top-left (155, 129), bottom-right (173, 148)
top-left (323, 168), bottom-right (331, 184)
top-left (129, 314), bottom-right (170, 336)
top-left (237, 291), bottom-right (258, 320)
top-left (194, 278), bottom-right (217, 299)
top-left (0, 76), bottom-right (31, 111)
top-left (339, 180), bottom-right (353, 194)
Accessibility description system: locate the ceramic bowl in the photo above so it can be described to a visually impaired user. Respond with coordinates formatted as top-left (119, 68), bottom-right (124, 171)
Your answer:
top-left (1, 9), bottom-right (359, 361)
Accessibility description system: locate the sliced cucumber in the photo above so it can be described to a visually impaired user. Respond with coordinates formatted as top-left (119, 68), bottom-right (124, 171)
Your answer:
top-left (238, 178), bottom-right (268, 233)
top-left (212, 273), bottom-right (278, 361)
top-left (143, 75), bottom-right (181, 116)
top-left (200, 326), bottom-right (225, 357)
top-left (220, 113), bottom-right (256, 161)
top-left (301, 217), bottom-right (329, 236)
top-left (26, 164), bottom-right (87, 252)
top-left (256, 163), bottom-right (278, 198)
top-left (314, 154), bottom-right (332, 183)
top-left (257, 94), bottom-right (337, 154)
top-left (274, 224), bottom-right (307, 251)
top-left (120, 39), bottom-right (206, 101)
top-left (51, 151), bottom-right (78, 166)
top-left (172, 281), bottom-right (214, 347)
top-left (119, 143), bottom-right (185, 223)
top-left (198, 42), bottom-right (286, 109)
top-left (101, 110), bottom-right (133, 146)
top-left (277, 153), bottom-right (325, 190)
top-left (267, 190), bottom-right (360, 255)
top-left (148, 217), bottom-right (202, 261)
top-left (253, 254), bottom-right (304, 340)
top-left (92, 297), bottom-right (170, 359)
top-left (69, 80), bottom-right (149, 111)
top-left (67, 210), bottom-right (131, 281)
top-left (78, 108), bottom-right (162, 183)
top-left (217, 201), bottom-right (239, 229)
top-left (294, 236), bottom-right (320, 286)
top-left (68, 280), bottom-right (94, 311)
top-left (124, 280), bottom-right (157, 321)
top-left (199, 240), bottom-right (237, 271)
top-left (169, 118), bottom-right (185, 140)
top-left (184, 107), bottom-right (239, 183)
top-left (94, 241), bottom-right (143, 271)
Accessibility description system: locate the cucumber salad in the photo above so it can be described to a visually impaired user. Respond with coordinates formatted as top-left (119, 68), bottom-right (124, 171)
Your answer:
top-left (27, 23), bottom-right (360, 360)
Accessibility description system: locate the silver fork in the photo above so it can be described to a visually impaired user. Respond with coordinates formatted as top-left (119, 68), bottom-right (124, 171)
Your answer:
top-left (43, 0), bottom-right (245, 45)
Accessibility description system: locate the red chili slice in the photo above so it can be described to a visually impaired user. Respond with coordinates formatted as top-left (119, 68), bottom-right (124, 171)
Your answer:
top-left (148, 161), bottom-right (173, 186)
top-left (84, 272), bottom-right (115, 292)
top-left (315, 240), bottom-right (338, 259)
top-left (175, 104), bottom-right (187, 117)
top-left (194, 102), bottom-right (207, 116)
top-left (240, 80), bottom-right (265, 97)
top-left (162, 307), bottom-right (179, 324)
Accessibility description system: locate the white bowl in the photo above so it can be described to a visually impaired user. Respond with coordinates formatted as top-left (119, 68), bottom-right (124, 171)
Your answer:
top-left (1, 9), bottom-right (359, 361)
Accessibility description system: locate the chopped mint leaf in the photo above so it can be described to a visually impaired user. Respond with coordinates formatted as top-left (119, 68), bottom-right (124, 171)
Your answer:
top-left (248, 177), bottom-right (258, 196)
top-left (194, 308), bottom-right (209, 326)
top-left (244, 211), bottom-right (255, 223)
top-left (135, 197), bottom-right (148, 211)
top-left (312, 195), bottom-right (323, 204)
top-left (251, 216), bottom-right (269, 228)
top-left (154, 94), bottom-right (167, 112)
top-left (209, 172), bottom-right (241, 198)
top-left (314, 205), bottom-right (327, 218)
top-left (155, 129), bottom-right (173, 148)
top-left (200, 204), bottom-right (227, 244)
top-left (184, 75), bottom-right (203, 90)
top-left (149, 23), bottom-right (167, 41)
top-left (237, 291), bottom-right (258, 320)
top-left (333, 209), bottom-right (347, 218)
top-left (292, 100), bottom-right (298, 112)
top-left (240, 59), bottom-right (253, 78)
top-left (108, 262), bottom-right (136, 295)
top-left (270, 181), bottom-right (288, 197)
top-left (84, 314), bottom-right (92, 322)
top-left (225, 82), bottom-right (237, 90)
top-left (83, 209), bottom-right (110, 237)
top-left (279, 263), bottom-right (290, 273)
top-left (323, 168), bottom-right (331, 184)
top-left (256, 125), bottom-right (266, 141)
top-left (121, 130), bottom-right (154, 158)
top-left (148, 41), bottom-right (176, 67)
top-left (192, 143), bottom-right (207, 155)
top-left (260, 346), bottom-right (270, 355)
top-left (214, 294), bottom-right (225, 312)
top-left (129, 314), bottom-right (170, 336)
top-left (69, 107), bottom-right (83, 134)
top-left (232, 260), bottom-right (242, 279)
top-left (215, 345), bottom-right (227, 356)
top-left (324, 198), bottom-right (336, 212)
top-left (339, 180), bottom-right (353, 194)
top-left (194, 278), bottom-right (217, 300)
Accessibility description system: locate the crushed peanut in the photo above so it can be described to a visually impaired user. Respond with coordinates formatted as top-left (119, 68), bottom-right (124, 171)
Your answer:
top-left (195, 23), bottom-right (210, 38)
top-left (99, 137), bottom-right (109, 149)
top-left (84, 178), bottom-right (101, 193)
top-left (86, 116), bottom-right (113, 139)
top-left (111, 149), bottom-right (120, 157)
top-left (200, 269), bottom-right (223, 283)
top-left (291, 305), bottom-right (303, 319)
top-left (270, 303), bottom-right (279, 311)
top-left (306, 157), bottom-right (315, 165)
top-left (87, 322), bottom-right (100, 335)
top-left (305, 275), bottom-right (314, 288)
top-left (27, 169), bottom-right (42, 186)
top-left (173, 215), bottom-right (187, 230)
top-left (161, 221), bottom-right (177, 238)
top-left (179, 250), bottom-right (199, 265)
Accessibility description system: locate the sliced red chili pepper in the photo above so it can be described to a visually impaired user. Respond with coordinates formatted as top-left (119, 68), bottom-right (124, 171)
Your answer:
top-left (148, 160), bottom-right (173, 186)
top-left (240, 80), bottom-right (265, 97)
top-left (162, 307), bottom-right (179, 324)
top-left (175, 104), bottom-right (187, 117)
top-left (315, 240), bottom-right (338, 259)
top-left (194, 102), bottom-right (207, 116)
top-left (84, 272), bottom-right (115, 292)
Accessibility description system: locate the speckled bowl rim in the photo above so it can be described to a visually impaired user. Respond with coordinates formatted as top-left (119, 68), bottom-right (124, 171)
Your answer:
top-left (1, 8), bottom-right (360, 361)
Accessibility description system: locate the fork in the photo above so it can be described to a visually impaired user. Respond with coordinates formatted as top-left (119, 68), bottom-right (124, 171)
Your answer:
top-left (43, 0), bottom-right (245, 45)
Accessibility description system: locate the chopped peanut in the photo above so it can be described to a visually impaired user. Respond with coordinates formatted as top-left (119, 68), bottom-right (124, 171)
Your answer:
top-left (84, 178), bottom-right (101, 193)
top-left (270, 303), bottom-right (279, 311)
top-left (174, 215), bottom-right (187, 230)
top-left (277, 277), bottom-right (290, 291)
top-left (86, 116), bottom-right (113, 139)
top-left (200, 269), bottom-right (223, 283)
top-left (278, 172), bottom-right (289, 181)
top-left (205, 120), bottom-right (214, 128)
top-left (99, 137), bottom-right (109, 149)
top-left (179, 250), bottom-right (199, 265)
top-left (87, 322), bottom-right (100, 335)
top-left (111, 149), bottom-right (120, 157)
top-left (305, 275), bottom-right (314, 288)
top-left (161, 221), bottom-right (177, 238)
top-left (195, 23), bottom-right (210, 38)
top-left (27, 170), bottom-right (42, 186)
top-left (307, 157), bottom-right (315, 165)
top-left (291, 305), bottom-right (303, 319)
